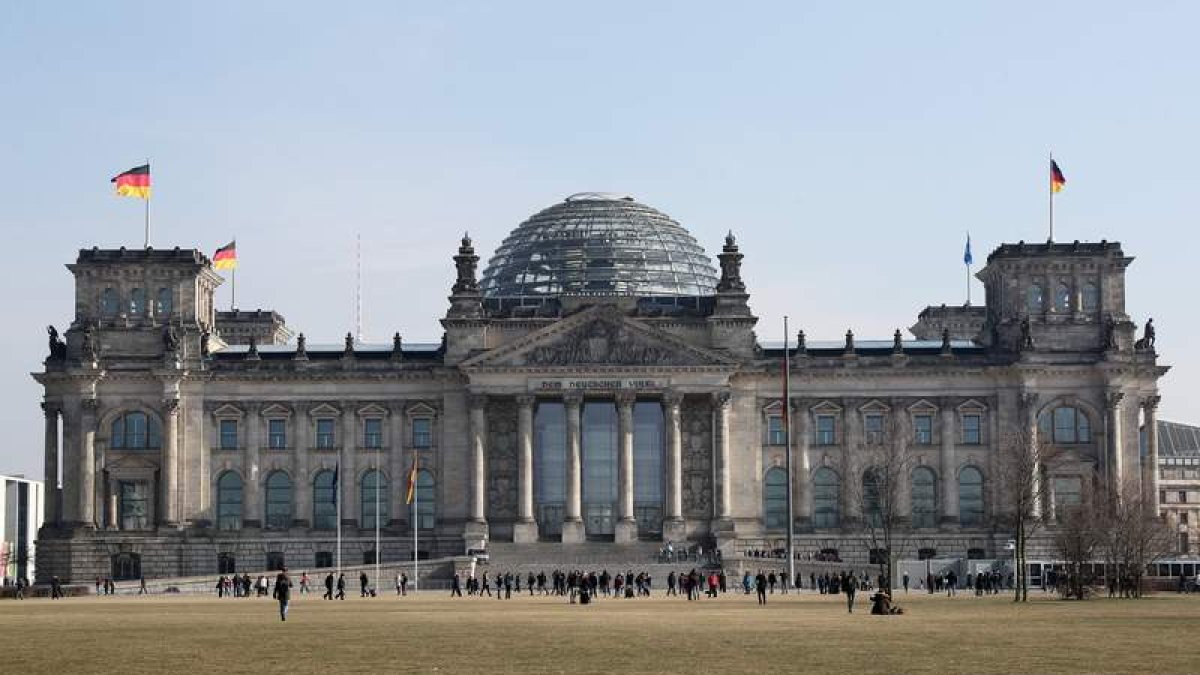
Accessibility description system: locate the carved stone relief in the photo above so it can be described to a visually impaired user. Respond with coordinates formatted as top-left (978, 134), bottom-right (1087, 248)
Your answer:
top-left (486, 398), bottom-right (518, 520)
top-left (524, 318), bottom-right (702, 367)
top-left (681, 397), bottom-right (713, 518)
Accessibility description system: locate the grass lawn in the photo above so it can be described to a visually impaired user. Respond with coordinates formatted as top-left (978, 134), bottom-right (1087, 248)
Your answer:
top-left (1, 590), bottom-right (1196, 674)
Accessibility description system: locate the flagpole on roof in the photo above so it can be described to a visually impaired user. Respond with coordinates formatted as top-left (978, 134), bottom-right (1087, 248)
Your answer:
top-left (964, 233), bottom-right (973, 306)
top-left (783, 315), bottom-right (795, 589)
top-left (1049, 151), bottom-right (1055, 243)
top-left (143, 159), bottom-right (150, 248)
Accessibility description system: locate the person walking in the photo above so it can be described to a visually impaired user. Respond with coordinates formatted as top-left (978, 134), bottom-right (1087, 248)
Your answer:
top-left (51, 576), bottom-right (63, 599)
top-left (451, 572), bottom-right (463, 597)
top-left (844, 573), bottom-right (857, 613)
top-left (396, 571), bottom-right (404, 596)
top-left (14, 577), bottom-right (26, 600)
top-left (336, 573), bottom-right (346, 600)
top-left (299, 571), bottom-right (310, 595)
top-left (755, 571), bottom-right (767, 605)
top-left (360, 571), bottom-right (370, 598)
top-left (902, 572), bottom-right (909, 594)
top-left (323, 573), bottom-right (334, 600)
top-left (273, 567), bottom-right (293, 622)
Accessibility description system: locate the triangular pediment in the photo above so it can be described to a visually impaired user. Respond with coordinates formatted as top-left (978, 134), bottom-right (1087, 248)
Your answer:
top-left (462, 305), bottom-right (738, 369)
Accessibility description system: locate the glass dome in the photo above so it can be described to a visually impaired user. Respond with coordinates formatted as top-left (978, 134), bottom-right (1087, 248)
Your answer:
top-left (480, 193), bottom-right (719, 298)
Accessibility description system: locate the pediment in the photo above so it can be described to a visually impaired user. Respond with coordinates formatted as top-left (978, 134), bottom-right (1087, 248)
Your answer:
top-left (107, 455), bottom-right (159, 470)
top-left (406, 402), bottom-right (437, 417)
top-left (907, 399), bottom-right (938, 413)
top-left (462, 305), bottom-right (738, 369)
top-left (211, 403), bottom-right (243, 418)
top-left (357, 403), bottom-right (389, 417)
top-left (309, 402), bottom-right (341, 417)
top-left (261, 403), bottom-right (292, 418)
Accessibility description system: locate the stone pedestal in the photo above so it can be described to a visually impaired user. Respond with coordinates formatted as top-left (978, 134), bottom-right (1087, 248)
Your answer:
top-left (560, 520), bottom-right (585, 544)
top-left (662, 518), bottom-right (687, 543)
top-left (614, 519), bottom-right (638, 544)
top-left (462, 521), bottom-right (489, 549)
top-left (512, 520), bottom-right (539, 544)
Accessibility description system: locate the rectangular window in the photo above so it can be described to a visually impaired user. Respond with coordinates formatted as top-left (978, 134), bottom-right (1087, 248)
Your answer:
top-left (864, 414), bottom-right (884, 444)
top-left (363, 418), bottom-right (383, 448)
top-left (268, 419), bottom-right (287, 449)
top-left (962, 414), bottom-right (982, 445)
top-left (1181, 491), bottom-right (1188, 504)
top-left (1054, 476), bottom-right (1083, 518)
top-left (766, 415), bottom-right (785, 445)
top-left (913, 415), bottom-right (933, 445)
top-left (815, 415), bottom-right (836, 445)
top-left (1182, 512), bottom-right (1190, 525)
top-left (219, 419), bottom-right (238, 450)
top-left (316, 419), bottom-right (336, 449)
top-left (412, 417), bottom-right (432, 448)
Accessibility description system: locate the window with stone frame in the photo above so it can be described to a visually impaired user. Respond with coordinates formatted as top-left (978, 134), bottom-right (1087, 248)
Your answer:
top-left (765, 414), bottom-right (785, 446)
top-left (360, 469), bottom-right (389, 529)
top-left (216, 471), bottom-right (243, 530)
top-left (1027, 282), bottom-right (1044, 313)
top-left (1054, 281), bottom-right (1071, 313)
top-left (864, 413), bottom-right (885, 445)
top-left (1082, 281), bottom-right (1100, 313)
top-left (913, 414), bottom-right (933, 445)
top-left (910, 467), bottom-right (937, 528)
top-left (111, 411), bottom-right (162, 450)
top-left (1038, 406), bottom-right (1091, 444)
top-left (363, 417), bottom-right (384, 449)
top-left (411, 417), bottom-right (433, 449)
top-left (815, 414), bottom-right (837, 446)
top-left (264, 471), bottom-right (293, 529)
top-left (218, 419), bottom-right (239, 450)
top-left (414, 470), bottom-right (435, 529)
top-left (1053, 475), bottom-right (1083, 519)
top-left (267, 419), bottom-right (287, 449)
top-left (763, 467), bottom-right (788, 529)
top-left (315, 418), bottom-right (336, 449)
top-left (312, 470), bottom-right (337, 530)
top-left (156, 287), bottom-right (173, 317)
top-left (129, 287), bottom-right (146, 316)
top-left (961, 413), bottom-right (983, 445)
top-left (812, 467), bottom-right (840, 528)
top-left (959, 466), bottom-right (985, 527)
top-left (101, 287), bottom-right (120, 317)
top-left (119, 481), bottom-right (150, 530)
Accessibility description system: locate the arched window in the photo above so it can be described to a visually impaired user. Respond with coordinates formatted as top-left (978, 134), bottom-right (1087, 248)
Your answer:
top-left (216, 472), bottom-right (243, 530)
top-left (313, 470), bottom-right (337, 530)
top-left (1054, 282), bottom-right (1071, 312)
top-left (959, 467), bottom-right (985, 527)
top-left (862, 469), bottom-right (884, 528)
top-left (101, 288), bottom-right (119, 317)
top-left (763, 467), bottom-right (788, 529)
top-left (415, 470), bottom-right (435, 529)
top-left (911, 467), bottom-right (937, 528)
top-left (129, 288), bottom-right (146, 316)
top-left (1081, 282), bottom-right (1099, 313)
top-left (360, 469), bottom-right (389, 529)
top-left (264, 471), bottom-right (293, 529)
top-left (813, 468), bottom-right (840, 528)
top-left (156, 287), bottom-right (173, 317)
top-left (1038, 406), bottom-right (1092, 444)
top-left (110, 411), bottom-right (162, 450)
top-left (1026, 283), bottom-right (1044, 313)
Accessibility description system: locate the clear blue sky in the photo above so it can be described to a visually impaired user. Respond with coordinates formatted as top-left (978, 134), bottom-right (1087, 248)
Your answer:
top-left (2, 1), bottom-right (1197, 476)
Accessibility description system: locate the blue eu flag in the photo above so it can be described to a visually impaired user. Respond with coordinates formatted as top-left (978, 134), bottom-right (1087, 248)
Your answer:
top-left (963, 234), bottom-right (973, 266)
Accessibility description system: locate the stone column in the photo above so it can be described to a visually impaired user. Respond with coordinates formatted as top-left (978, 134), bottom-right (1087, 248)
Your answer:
top-left (244, 404), bottom-right (262, 528)
top-left (79, 399), bottom-right (97, 528)
top-left (107, 480), bottom-right (119, 530)
top-left (940, 403), bottom-right (959, 525)
top-left (340, 404), bottom-right (357, 528)
top-left (293, 403), bottom-right (311, 527)
top-left (713, 391), bottom-right (732, 524)
top-left (792, 399), bottom-right (812, 528)
top-left (615, 392), bottom-right (637, 543)
top-left (1144, 395), bottom-right (1162, 512)
top-left (1106, 390), bottom-right (1125, 497)
top-left (662, 392), bottom-right (685, 541)
top-left (387, 402), bottom-right (405, 529)
top-left (42, 403), bottom-right (59, 526)
top-left (160, 398), bottom-right (180, 526)
top-left (468, 394), bottom-right (488, 524)
top-left (562, 393), bottom-right (585, 543)
top-left (513, 395), bottom-right (538, 543)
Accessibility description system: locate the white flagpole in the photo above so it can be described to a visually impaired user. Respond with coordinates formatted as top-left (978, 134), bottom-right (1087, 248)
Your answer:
top-left (336, 464), bottom-right (342, 577)
top-left (413, 461), bottom-right (419, 594)
top-left (374, 454), bottom-right (380, 596)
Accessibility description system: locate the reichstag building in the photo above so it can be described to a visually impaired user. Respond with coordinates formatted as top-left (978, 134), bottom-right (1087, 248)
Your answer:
top-left (34, 192), bottom-right (1168, 580)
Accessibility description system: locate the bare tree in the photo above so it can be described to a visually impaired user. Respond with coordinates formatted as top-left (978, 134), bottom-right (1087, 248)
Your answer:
top-left (994, 425), bottom-right (1062, 602)
top-left (1101, 477), bottom-right (1174, 598)
top-left (846, 414), bottom-right (918, 591)
top-left (1053, 474), bottom-right (1104, 600)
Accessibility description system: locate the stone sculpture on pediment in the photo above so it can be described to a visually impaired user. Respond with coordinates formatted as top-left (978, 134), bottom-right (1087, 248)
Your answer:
top-left (525, 318), bottom-right (697, 367)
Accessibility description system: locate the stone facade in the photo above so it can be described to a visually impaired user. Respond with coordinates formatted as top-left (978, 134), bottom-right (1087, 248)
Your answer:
top-left (33, 215), bottom-right (1169, 583)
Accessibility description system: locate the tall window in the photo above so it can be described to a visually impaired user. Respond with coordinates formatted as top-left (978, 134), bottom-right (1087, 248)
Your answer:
top-left (763, 467), bottom-right (788, 529)
top-left (101, 287), bottom-right (119, 317)
top-left (268, 419), bottom-right (287, 449)
top-left (864, 414), bottom-right (885, 444)
top-left (582, 402), bottom-right (618, 515)
top-left (911, 467), bottom-right (936, 528)
top-left (1054, 282), bottom-right (1071, 312)
top-left (913, 414), bottom-right (933, 445)
top-left (1053, 476), bottom-right (1083, 517)
top-left (1039, 406), bottom-right (1091, 444)
top-left (534, 402), bottom-right (566, 535)
top-left (632, 402), bottom-right (664, 533)
top-left (111, 411), bottom-right (162, 450)
top-left (156, 287), bottom-right (173, 317)
top-left (360, 469), bottom-right (388, 529)
top-left (863, 469), bottom-right (884, 528)
top-left (962, 413), bottom-right (982, 445)
top-left (313, 470), bottom-right (337, 530)
top-left (411, 417), bottom-right (432, 448)
top-left (219, 419), bottom-right (238, 450)
top-left (415, 470), bottom-right (435, 529)
top-left (264, 471), bottom-right (292, 529)
top-left (119, 481), bottom-right (149, 530)
top-left (363, 418), bottom-right (383, 448)
top-left (813, 468), bottom-right (840, 528)
top-left (129, 288), bottom-right (146, 316)
top-left (1082, 282), bottom-right (1099, 313)
top-left (766, 414), bottom-right (785, 445)
top-left (316, 418), bottom-right (336, 449)
top-left (216, 472), bottom-right (243, 530)
top-left (815, 415), bottom-right (836, 445)
top-left (1027, 283), bottom-right (1044, 313)
top-left (959, 467), bottom-right (984, 527)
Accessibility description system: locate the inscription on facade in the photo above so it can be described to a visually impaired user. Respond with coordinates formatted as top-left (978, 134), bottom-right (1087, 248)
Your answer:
top-left (528, 378), bottom-right (669, 392)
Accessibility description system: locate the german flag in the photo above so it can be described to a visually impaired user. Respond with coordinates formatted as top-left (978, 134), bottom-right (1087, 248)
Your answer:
top-left (406, 457), bottom-right (419, 505)
top-left (1051, 160), bottom-right (1066, 193)
top-left (111, 164), bottom-right (151, 199)
top-left (213, 241), bottom-right (237, 271)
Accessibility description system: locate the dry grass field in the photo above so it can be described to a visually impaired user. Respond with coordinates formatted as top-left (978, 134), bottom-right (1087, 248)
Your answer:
top-left (1, 590), bottom-right (1196, 674)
